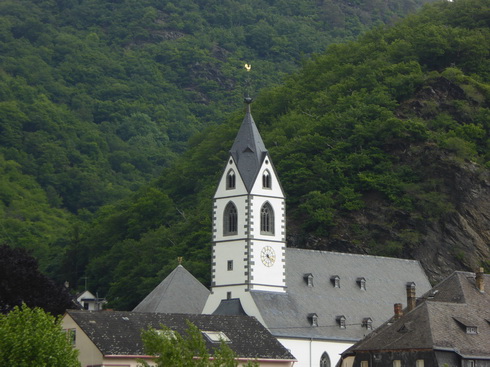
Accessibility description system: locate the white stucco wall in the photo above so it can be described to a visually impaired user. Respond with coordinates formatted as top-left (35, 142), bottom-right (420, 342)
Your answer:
top-left (277, 337), bottom-right (353, 367)
top-left (213, 195), bottom-right (248, 241)
top-left (250, 158), bottom-right (284, 197)
top-left (248, 196), bottom-right (285, 240)
top-left (62, 314), bottom-right (104, 367)
top-left (214, 158), bottom-right (248, 199)
top-left (249, 240), bottom-right (286, 290)
top-left (213, 240), bottom-right (248, 286)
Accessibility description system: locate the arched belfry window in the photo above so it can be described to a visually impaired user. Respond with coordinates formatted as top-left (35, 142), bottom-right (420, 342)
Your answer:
top-left (226, 169), bottom-right (236, 190)
top-left (320, 352), bottom-right (331, 367)
top-left (224, 202), bottom-right (237, 235)
top-left (260, 202), bottom-right (274, 235)
top-left (262, 170), bottom-right (271, 189)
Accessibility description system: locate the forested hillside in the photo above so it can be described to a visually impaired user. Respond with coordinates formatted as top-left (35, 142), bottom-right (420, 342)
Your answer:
top-left (0, 0), bottom-right (429, 277)
top-left (57, 0), bottom-right (490, 310)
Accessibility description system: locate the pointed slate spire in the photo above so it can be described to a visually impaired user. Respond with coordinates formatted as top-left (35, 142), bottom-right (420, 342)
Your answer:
top-left (230, 98), bottom-right (268, 192)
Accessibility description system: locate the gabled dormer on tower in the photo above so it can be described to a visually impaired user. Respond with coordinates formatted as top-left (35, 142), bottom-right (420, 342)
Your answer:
top-left (208, 99), bottom-right (286, 313)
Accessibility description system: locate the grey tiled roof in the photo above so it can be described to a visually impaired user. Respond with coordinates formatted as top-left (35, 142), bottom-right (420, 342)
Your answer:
top-left (213, 298), bottom-right (247, 315)
top-left (133, 265), bottom-right (210, 314)
top-left (230, 103), bottom-right (268, 191)
top-left (251, 249), bottom-right (431, 341)
top-left (346, 272), bottom-right (490, 357)
top-left (67, 310), bottom-right (296, 360)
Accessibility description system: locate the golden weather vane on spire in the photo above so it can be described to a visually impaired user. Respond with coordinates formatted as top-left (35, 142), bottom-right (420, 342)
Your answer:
top-left (244, 63), bottom-right (253, 100)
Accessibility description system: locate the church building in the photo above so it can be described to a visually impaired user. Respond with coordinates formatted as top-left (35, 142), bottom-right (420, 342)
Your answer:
top-left (135, 99), bottom-right (432, 367)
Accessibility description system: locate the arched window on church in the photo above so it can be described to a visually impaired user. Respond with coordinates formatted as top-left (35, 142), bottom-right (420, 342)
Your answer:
top-left (262, 170), bottom-right (271, 189)
top-left (320, 352), bottom-right (331, 367)
top-left (260, 202), bottom-right (274, 235)
top-left (224, 202), bottom-right (237, 235)
top-left (226, 169), bottom-right (236, 190)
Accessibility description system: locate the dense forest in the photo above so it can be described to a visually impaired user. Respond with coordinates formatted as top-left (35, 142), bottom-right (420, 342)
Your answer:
top-left (2, 0), bottom-right (489, 310)
top-left (0, 0), bottom-right (429, 275)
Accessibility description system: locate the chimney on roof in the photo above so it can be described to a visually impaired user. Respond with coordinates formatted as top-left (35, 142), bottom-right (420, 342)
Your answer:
top-left (406, 282), bottom-right (416, 312)
top-left (394, 303), bottom-right (403, 320)
top-left (476, 267), bottom-right (485, 293)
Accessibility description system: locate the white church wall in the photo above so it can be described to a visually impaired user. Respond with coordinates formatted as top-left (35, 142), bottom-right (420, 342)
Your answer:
top-left (214, 158), bottom-right (247, 198)
top-left (213, 241), bottom-right (248, 286)
top-left (249, 240), bottom-right (286, 291)
top-left (249, 196), bottom-right (285, 242)
top-left (277, 337), bottom-right (353, 367)
top-left (250, 158), bottom-right (284, 198)
top-left (213, 196), bottom-right (248, 242)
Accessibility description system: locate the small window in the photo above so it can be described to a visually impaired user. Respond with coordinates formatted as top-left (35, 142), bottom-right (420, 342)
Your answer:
top-left (362, 318), bottom-right (373, 330)
top-left (468, 361), bottom-right (475, 367)
top-left (227, 260), bottom-right (233, 271)
top-left (262, 170), bottom-right (271, 189)
top-left (202, 331), bottom-right (230, 343)
top-left (83, 302), bottom-right (89, 310)
top-left (223, 202), bottom-right (237, 235)
top-left (227, 292), bottom-right (232, 300)
top-left (304, 273), bottom-right (314, 287)
top-left (416, 360), bottom-right (424, 367)
top-left (308, 313), bottom-right (318, 327)
top-left (336, 315), bottom-right (346, 329)
top-left (260, 202), bottom-right (274, 235)
top-left (466, 326), bottom-right (478, 334)
top-left (357, 277), bottom-right (366, 290)
top-left (361, 361), bottom-right (369, 367)
top-left (320, 352), bottom-right (331, 367)
top-left (226, 170), bottom-right (236, 189)
top-left (393, 360), bottom-right (401, 367)
top-left (64, 329), bottom-right (76, 345)
top-left (331, 276), bottom-right (340, 288)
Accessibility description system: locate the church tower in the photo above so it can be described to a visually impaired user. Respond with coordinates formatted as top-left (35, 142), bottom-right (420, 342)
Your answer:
top-left (204, 98), bottom-right (286, 314)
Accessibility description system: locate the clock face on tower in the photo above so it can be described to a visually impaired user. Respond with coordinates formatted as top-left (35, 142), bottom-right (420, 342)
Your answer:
top-left (261, 246), bottom-right (276, 267)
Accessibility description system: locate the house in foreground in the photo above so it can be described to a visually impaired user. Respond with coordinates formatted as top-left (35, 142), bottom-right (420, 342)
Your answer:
top-left (62, 310), bottom-right (296, 367)
top-left (338, 268), bottom-right (490, 367)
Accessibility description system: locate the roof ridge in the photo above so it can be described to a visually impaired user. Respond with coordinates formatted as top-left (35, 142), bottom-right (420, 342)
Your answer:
top-left (286, 248), bottom-right (422, 263)
top-left (156, 265), bottom-right (180, 301)
top-left (424, 302), bottom-right (437, 347)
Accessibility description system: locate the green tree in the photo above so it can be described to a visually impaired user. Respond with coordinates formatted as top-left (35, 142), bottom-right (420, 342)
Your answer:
top-left (0, 244), bottom-right (74, 315)
top-left (139, 321), bottom-right (258, 367)
top-left (0, 304), bottom-right (80, 367)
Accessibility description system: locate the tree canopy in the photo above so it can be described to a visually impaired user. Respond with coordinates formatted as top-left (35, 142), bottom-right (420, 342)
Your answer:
top-left (0, 304), bottom-right (80, 367)
top-left (139, 321), bottom-right (258, 367)
top-left (0, 244), bottom-right (74, 315)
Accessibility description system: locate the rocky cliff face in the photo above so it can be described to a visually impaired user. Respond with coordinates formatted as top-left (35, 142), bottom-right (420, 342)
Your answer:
top-left (410, 148), bottom-right (490, 282)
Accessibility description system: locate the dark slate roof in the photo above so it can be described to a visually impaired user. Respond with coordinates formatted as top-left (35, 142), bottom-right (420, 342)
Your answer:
top-left (251, 249), bottom-right (431, 341)
top-left (229, 103), bottom-right (268, 191)
top-left (213, 298), bottom-right (247, 316)
top-left (66, 310), bottom-right (296, 360)
top-left (346, 272), bottom-right (490, 358)
top-left (133, 265), bottom-right (210, 314)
